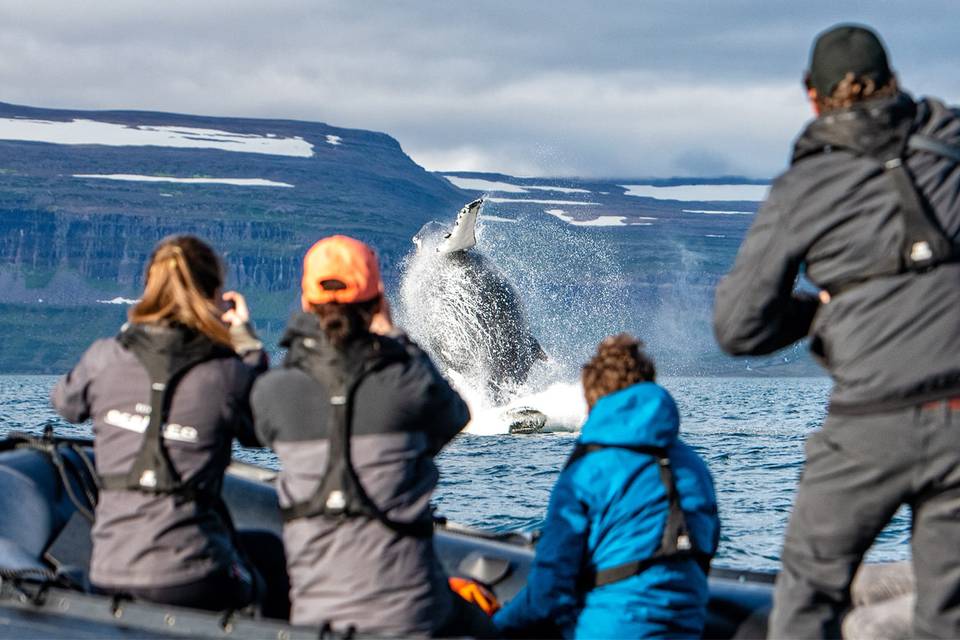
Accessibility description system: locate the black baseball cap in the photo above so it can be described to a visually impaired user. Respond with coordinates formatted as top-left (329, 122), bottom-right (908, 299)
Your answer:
top-left (807, 24), bottom-right (892, 96)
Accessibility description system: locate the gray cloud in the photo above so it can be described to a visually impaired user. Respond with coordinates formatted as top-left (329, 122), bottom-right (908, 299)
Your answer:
top-left (0, 0), bottom-right (957, 177)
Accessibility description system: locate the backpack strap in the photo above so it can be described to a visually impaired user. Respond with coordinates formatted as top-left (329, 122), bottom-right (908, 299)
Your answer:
top-left (824, 133), bottom-right (960, 297)
top-left (565, 443), bottom-right (710, 589)
top-left (99, 326), bottom-right (235, 499)
top-left (908, 134), bottom-right (960, 164)
top-left (281, 337), bottom-right (433, 538)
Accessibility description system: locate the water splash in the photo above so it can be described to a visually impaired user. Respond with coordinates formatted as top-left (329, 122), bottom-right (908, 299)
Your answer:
top-left (397, 202), bottom-right (625, 435)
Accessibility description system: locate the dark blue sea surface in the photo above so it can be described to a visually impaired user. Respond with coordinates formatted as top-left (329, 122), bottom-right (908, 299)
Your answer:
top-left (0, 374), bottom-right (911, 571)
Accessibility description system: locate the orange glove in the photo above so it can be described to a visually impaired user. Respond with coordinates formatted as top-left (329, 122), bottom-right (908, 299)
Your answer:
top-left (449, 576), bottom-right (501, 616)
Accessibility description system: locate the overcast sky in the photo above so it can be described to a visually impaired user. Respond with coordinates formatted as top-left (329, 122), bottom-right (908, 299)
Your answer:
top-left (1, 1), bottom-right (957, 178)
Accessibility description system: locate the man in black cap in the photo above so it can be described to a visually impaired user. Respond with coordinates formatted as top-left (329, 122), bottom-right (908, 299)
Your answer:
top-left (714, 23), bottom-right (960, 638)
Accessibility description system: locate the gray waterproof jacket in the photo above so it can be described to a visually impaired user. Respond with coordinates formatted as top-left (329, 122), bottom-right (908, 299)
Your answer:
top-left (51, 323), bottom-right (266, 588)
top-left (251, 313), bottom-right (469, 635)
top-left (715, 93), bottom-right (960, 413)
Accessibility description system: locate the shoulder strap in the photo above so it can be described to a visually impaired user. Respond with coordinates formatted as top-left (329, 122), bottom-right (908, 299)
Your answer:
top-left (908, 134), bottom-right (960, 164)
top-left (100, 327), bottom-right (235, 497)
top-left (566, 443), bottom-right (710, 589)
top-left (563, 442), bottom-right (666, 471)
top-left (281, 338), bottom-right (432, 538)
top-left (823, 132), bottom-right (960, 297)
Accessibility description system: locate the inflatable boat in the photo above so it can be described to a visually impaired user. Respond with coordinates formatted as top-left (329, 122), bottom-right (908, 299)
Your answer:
top-left (0, 431), bottom-right (772, 638)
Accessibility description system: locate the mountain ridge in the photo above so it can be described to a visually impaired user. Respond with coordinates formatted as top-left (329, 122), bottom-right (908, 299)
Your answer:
top-left (0, 100), bottom-right (467, 371)
top-left (0, 101), bottom-right (816, 377)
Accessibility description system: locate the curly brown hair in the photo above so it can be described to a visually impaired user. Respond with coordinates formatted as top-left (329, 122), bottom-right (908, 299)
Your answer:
top-left (811, 72), bottom-right (898, 113)
top-left (581, 333), bottom-right (656, 410)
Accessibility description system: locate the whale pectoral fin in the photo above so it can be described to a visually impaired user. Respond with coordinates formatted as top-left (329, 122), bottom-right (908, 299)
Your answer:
top-left (438, 199), bottom-right (483, 254)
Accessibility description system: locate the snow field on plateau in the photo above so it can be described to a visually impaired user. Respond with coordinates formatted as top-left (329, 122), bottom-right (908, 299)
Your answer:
top-left (73, 174), bottom-right (294, 188)
top-left (0, 117), bottom-right (315, 157)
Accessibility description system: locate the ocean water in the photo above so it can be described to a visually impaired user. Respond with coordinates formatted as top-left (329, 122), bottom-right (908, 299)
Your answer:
top-left (0, 373), bottom-right (911, 572)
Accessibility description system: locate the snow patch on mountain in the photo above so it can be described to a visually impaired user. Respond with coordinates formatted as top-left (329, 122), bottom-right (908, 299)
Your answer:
top-left (489, 198), bottom-right (600, 205)
top-left (545, 208), bottom-right (654, 227)
top-left (622, 184), bottom-right (768, 202)
top-left (444, 175), bottom-right (592, 194)
top-left (74, 174), bottom-right (294, 187)
top-left (683, 209), bottom-right (754, 215)
top-left (444, 176), bottom-right (528, 193)
top-left (525, 185), bottom-right (591, 194)
top-left (0, 117), bottom-right (315, 157)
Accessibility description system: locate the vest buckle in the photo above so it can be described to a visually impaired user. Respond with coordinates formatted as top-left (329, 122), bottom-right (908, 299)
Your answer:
top-left (139, 469), bottom-right (158, 489)
top-left (325, 490), bottom-right (347, 514)
top-left (910, 240), bottom-right (934, 263)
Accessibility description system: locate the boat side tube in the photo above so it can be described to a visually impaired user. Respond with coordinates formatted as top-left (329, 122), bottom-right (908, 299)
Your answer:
top-left (0, 437), bottom-right (773, 639)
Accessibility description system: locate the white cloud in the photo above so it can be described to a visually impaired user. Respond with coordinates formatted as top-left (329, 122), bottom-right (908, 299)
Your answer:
top-left (1, 2), bottom-right (959, 178)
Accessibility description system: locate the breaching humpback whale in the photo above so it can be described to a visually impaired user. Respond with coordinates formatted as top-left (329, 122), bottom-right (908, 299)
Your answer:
top-left (403, 199), bottom-right (546, 403)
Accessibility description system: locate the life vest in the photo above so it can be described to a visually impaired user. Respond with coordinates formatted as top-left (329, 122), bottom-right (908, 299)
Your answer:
top-left (98, 324), bottom-right (238, 500)
top-left (564, 443), bottom-right (711, 589)
top-left (817, 131), bottom-right (960, 297)
top-left (279, 334), bottom-right (434, 538)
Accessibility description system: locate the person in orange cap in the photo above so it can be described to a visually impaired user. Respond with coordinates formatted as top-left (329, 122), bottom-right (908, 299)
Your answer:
top-left (251, 235), bottom-right (496, 637)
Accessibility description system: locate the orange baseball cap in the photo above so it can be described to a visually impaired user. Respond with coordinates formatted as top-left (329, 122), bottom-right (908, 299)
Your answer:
top-left (301, 235), bottom-right (383, 309)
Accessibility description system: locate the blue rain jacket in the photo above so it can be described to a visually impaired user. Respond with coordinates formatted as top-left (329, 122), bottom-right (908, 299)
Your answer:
top-left (493, 383), bottom-right (720, 639)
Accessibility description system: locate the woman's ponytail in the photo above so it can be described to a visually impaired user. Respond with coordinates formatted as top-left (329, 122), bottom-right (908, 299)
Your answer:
top-left (130, 236), bottom-right (232, 346)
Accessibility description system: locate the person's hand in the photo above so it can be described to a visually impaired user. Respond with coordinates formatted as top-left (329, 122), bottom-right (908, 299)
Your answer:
top-left (818, 290), bottom-right (831, 305)
top-left (221, 291), bottom-right (250, 327)
top-left (369, 296), bottom-right (395, 335)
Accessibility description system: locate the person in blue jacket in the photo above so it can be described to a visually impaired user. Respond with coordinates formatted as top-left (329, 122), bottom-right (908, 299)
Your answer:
top-left (493, 334), bottom-right (720, 639)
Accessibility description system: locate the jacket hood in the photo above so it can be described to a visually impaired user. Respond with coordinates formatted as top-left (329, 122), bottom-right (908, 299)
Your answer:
top-left (279, 312), bottom-right (326, 349)
top-left (281, 312), bottom-right (342, 369)
top-left (119, 322), bottom-right (235, 382)
top-left (280, 312), bottom-right (404, 373)
top-left (123, 322), bottom-right (209, 352)
top-left (579, 382), bottom-right (679, 448)
top-left (793, 91), bottom-right (919, 163)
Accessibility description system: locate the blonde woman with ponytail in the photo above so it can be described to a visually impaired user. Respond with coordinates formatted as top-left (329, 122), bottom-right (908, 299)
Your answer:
top-left (52, 235), bottom-right (288, 618)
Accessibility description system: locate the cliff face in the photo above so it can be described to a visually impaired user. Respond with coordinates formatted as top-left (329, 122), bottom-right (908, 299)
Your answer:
top-left (0, 102), bottom-right (467, 371)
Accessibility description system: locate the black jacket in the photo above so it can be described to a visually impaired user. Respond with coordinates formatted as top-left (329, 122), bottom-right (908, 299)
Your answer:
top-left (251, 313), bottom-right (469, 634)
top-left (715, 94), bottom-right (960, 413)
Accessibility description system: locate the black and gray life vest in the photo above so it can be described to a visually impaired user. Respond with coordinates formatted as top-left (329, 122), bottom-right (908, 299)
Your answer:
top-left (803, 117), bottom-right (960, 296)
top-left (564, 443), bottom-right (711, 589)
top-left (98, 325), bottom-right (237, 501)
top-left (280, 335), bottom-right (434, 538)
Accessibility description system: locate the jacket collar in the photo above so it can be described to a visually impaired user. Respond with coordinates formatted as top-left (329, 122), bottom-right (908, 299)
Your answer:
top-left (118, 322), bottom-right (232, 381)
top-left (792, 92), bottom-right (919, 164)
top-left (280, 312), bottom-right (386, 370)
